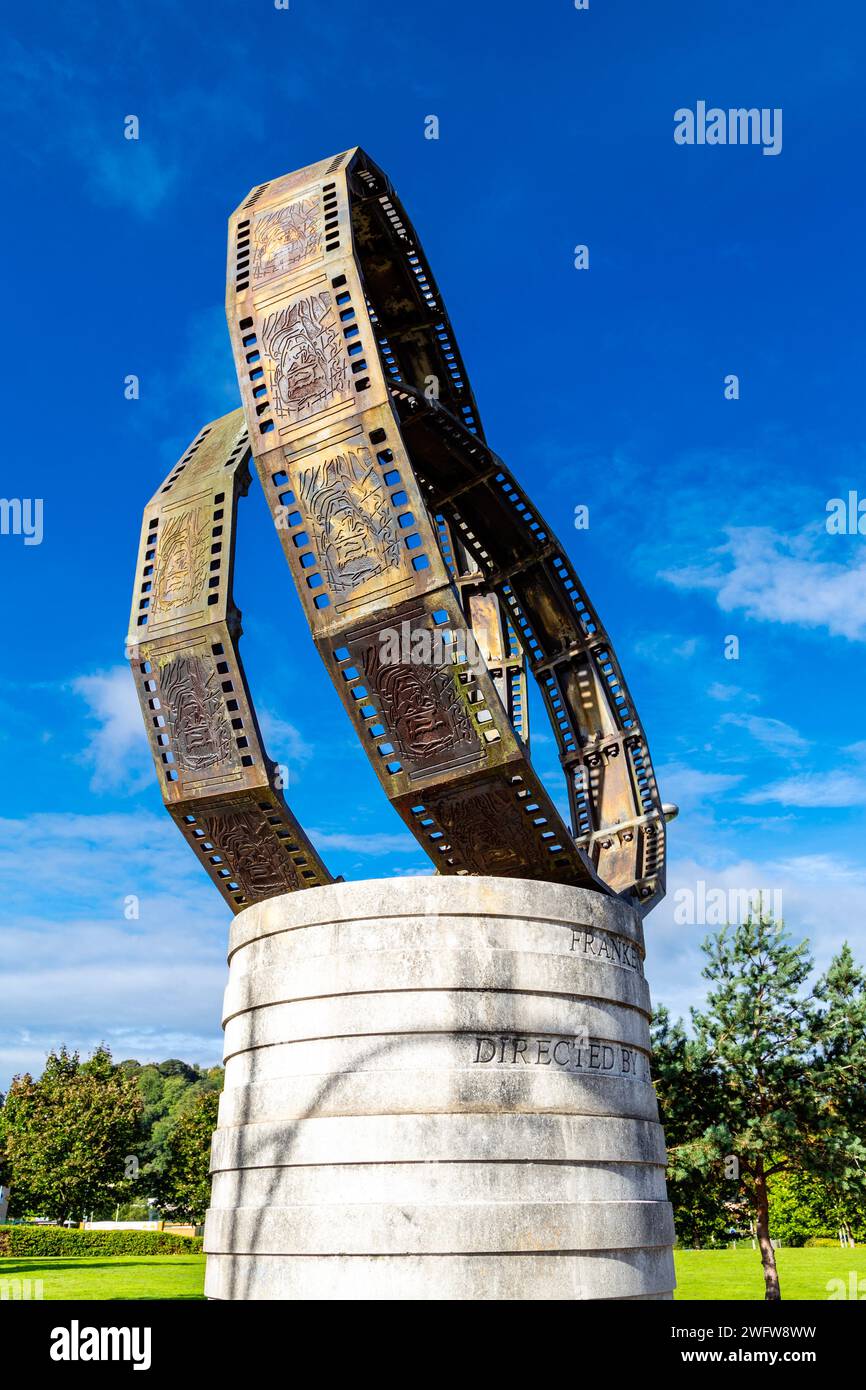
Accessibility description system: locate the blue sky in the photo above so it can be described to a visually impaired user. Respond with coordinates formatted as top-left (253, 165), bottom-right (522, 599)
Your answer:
top-left (1, 0), bottom-right (865, 1086)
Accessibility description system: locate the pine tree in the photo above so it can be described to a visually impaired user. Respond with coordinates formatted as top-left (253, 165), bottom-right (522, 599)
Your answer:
top-left (811, 942), bottom-right (866, 1245)
top-left (667, 907), bottom-right (866, 1299)
top-left (651, 1007), bottom-right (739, 1247)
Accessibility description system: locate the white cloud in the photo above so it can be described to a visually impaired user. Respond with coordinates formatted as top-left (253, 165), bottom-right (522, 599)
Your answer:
top-left (258, 708), bottom-right (314, 769)
top-left (86, 140), bottom-right (179, 218)
top-left (720, 713), bottom-right (809, 756)
top-left (772, 853), bottom-right (865, 883)
top-left (654, 762), bottom-right (743, 808)
top-left (743, 771), bottom-right (866, 808)
top-left (2, 793), bottom-right (864, 1087)
top-left (0, 811), bottom-right (215, 917)
top-left (707, 682), bottom-right (757, 703)
top-left (0, 807), bottom-right (430, 1087)
top-left (0, 1029), bottom-right (225, 1091)
top-left (632, 632), bottom-right (701, 663)
top-left (648, 851), bottom-right (866, 1023)
top-left (0, 811), bottom-right (229, 1088)
top-left (72, 667), bottom-right (151, 793)
top-left (309, 830), bottom-right (421, 856)
top-left (660, 526), bottom-right (866, 641)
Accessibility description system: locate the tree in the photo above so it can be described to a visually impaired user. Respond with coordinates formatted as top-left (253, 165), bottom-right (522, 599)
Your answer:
top-left (117, 1059), bottom-right (223, 1203)
top-left (810, 942), bottom-right (866, 1244)
top-left (658, 910), bottom-right (866, 1300)
top-left (651, 1008), bottom-right (740, 1247)
top-left (1, 1046), bottom-right (142, 1222)
top-left (768, 1169), bottom-right (866, 1246)
top-left (159, 1091), bottom-right (220, 1223)
top-left (155, 1060), bottom-right (199, 1081)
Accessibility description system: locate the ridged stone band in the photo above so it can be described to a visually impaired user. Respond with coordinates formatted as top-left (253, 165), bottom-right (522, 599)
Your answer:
top-left (203, 876), bottom-right (675, 1300)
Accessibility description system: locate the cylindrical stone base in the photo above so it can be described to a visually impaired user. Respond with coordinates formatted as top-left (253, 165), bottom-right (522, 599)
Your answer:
top-left (204, 876), bottom-right (675, 1300)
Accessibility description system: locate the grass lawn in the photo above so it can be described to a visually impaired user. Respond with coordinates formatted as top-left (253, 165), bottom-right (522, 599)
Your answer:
top-left (1, 1248), bottom-right (862, 1300)
top-left (0, 1255), bottom-right (205, 1300)
top-left (674, 1247), bottom-right (866, 1300)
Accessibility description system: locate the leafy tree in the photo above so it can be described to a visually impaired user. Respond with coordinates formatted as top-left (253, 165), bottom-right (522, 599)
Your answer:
top-left (768, 1169), bottom-right (866, 1246)
top-left (156, 1060), bottom-right (199, 1081)
top-left (0, 1091), bottom-right (9, 1190)
top-left (159, 1091), bottom-right (220, 1222)
top-left (1, 1046), bottom-right (141, 1222)
top-left (117, 1059), bottom-right (223, 1203)
top-left (659, 910), bottom-right (866, 1300)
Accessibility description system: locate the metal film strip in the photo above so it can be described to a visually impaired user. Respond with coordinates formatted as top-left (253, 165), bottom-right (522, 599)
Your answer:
top-left (224, 148), bottom-right (666, 911)
top-left (128, 149), bottom-right (665, 916)
top-left (390, 383), bottom-right (665, 904)
top-left (127, 410), bottom-right (334, 913)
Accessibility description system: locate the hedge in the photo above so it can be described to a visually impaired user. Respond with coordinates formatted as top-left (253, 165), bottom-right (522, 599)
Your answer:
top-left (0, 1225), bottom-right (203, 1256)
top-left (804, 1236), bottom-right (861, 1249)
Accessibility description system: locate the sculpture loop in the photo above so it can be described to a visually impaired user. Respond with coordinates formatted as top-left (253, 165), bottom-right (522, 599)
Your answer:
top-left (128, 148), bottom-right (667, 914)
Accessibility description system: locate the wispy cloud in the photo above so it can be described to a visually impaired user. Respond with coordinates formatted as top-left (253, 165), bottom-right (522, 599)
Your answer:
top-left (660, 526), bottom-right (866, 641)
top-left (86, 139), bottom-right (179, 218)
top-left (258, 708), bottom-right (314, 770)
top-left (1, 36), bottom-right (178, 218)
top-left (0, 811), bottom-right (201, 911)
top-left (72, 667), bottom-right (150, 793)
top-left (655, 762), bottom-right (744, 807)
top-left (632, 632), bottom-right (702, 663)
top-left (707, 681), bottom-right (752, 702)
top-left (649, 849), bottom-right (866, 1022)
top-left (69, 667), bottom-right (332, 802)
top-left (743, 771), bottom-right (866, 808)
top-left (0, 810), bottom-right (229, 1085)
top-left (0, 21), bottom-right (275, 220)
top-left (127, 305), bottom-right (241, 465)
top-left (309, 830), bottom-right (420, 856)
top-left (720, 713), bottom-right (809, 756)
top-left (0, 801), bottom-right (431, 1084)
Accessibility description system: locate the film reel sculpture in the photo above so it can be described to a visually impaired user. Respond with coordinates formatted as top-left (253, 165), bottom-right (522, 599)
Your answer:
top-left (128, 148), bottom-right (669, 916)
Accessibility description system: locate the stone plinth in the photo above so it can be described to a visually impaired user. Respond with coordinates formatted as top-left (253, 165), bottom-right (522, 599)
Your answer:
top-left (203, 876), bottom-right (675, 1300)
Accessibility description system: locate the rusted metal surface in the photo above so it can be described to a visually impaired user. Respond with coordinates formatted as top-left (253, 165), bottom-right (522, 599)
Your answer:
top-left (126, 412), bottom-right (334, 912)
top-left (128, 148), bottom-right (667, 914)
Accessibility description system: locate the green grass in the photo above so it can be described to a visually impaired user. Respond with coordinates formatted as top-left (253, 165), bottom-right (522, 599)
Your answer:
top-left (1, 1248), bottom-right (862, 1300)
top-left (674, 1247), bottom-right (866, 1300)
top-left (0, 1255), bottom-right (205, 1300)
